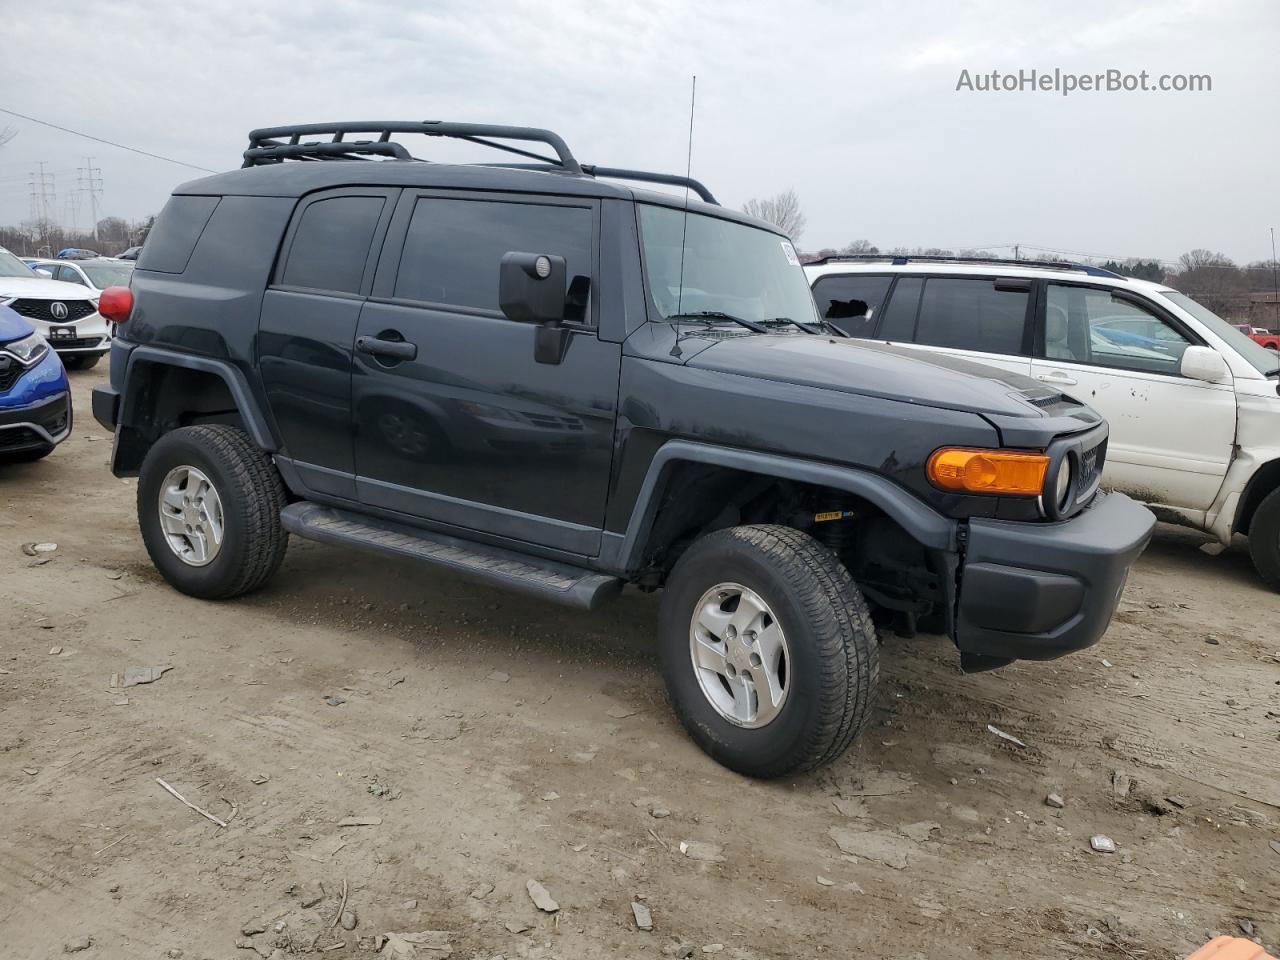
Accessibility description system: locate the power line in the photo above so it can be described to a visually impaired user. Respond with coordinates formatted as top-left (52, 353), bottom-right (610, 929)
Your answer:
top-left (0, 107), bottom-right (217, 174)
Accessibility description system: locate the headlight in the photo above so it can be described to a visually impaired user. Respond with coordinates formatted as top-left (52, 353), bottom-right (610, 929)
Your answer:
top-left (3, 332), bottom-right (49, 366)
top-left (1052, 456), bottom-right (1073, 511)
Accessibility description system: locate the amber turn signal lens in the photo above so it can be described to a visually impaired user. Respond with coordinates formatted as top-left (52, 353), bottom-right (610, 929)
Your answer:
top-left (926, 448), bottom-right (1049, 496)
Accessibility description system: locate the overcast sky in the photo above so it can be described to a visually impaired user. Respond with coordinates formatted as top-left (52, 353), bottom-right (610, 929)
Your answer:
top-left (1, 0), bottom-right (1276, 264)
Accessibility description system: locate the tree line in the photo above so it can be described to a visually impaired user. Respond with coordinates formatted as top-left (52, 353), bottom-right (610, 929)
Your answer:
top-left (0, 214), bottom-right (156, 258)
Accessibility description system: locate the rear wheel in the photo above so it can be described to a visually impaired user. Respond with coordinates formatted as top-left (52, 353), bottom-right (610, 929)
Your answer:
top-left (137, 425), bottom-right (288, 599)
top-left (62, 354), bottom-right (101, 371)
top-left (1248, 487), bottom-right (1280, 590)
top-left (659, 524), bottom-right (878, 778)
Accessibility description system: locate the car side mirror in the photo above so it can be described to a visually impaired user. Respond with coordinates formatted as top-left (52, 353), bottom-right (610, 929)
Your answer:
top-left (499, 252), bottom-right (571, 365)
top-left (1180, 345), bottom-right (1229, 383)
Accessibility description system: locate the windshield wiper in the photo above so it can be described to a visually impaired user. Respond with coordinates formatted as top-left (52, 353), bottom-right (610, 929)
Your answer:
top-left (762, 316), bottom-right (825, 335)
top-left (669, 311), bottom-right (771, 334)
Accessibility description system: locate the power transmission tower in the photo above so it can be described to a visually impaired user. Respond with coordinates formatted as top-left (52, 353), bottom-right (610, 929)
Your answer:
top-left (28, 161), bottom-right (56, 225)
top-left (78, 157), bottom-right (103, 241)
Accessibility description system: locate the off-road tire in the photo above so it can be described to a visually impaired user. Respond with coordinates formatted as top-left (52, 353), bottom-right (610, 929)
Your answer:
top-left (1248, 487), bottom-right (1280, 590)
top-left (62, 354), bottom-right (101, 371)
top-left (659, 524), bottom-right (878, 778)
top-left (138, 425), bottom-right (288, 600)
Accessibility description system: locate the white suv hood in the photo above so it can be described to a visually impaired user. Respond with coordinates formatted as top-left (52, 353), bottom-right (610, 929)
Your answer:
top-left (0, 276), bottom-right (97, 300)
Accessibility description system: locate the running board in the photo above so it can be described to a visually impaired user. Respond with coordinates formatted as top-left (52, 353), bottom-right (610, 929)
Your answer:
top-left (280, 503), bottom-right (623, 610)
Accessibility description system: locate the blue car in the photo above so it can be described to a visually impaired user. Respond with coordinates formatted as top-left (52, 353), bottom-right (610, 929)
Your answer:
top-left (0, 304), bottom-right (72, 463)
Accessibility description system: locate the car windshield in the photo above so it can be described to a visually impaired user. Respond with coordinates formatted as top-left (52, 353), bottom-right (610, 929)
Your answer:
top-left (0, 248), bottom-right (38, 279)
top-left (1157, 289), bottom-right (1279, 375)
top-left (637, 204), bottom-right (819, 328)
top-left (81, 261), bottom-right (134, 288)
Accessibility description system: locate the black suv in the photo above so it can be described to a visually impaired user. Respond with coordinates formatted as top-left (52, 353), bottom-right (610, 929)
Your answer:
top-left (92, 121), bottom-right (1154, 777)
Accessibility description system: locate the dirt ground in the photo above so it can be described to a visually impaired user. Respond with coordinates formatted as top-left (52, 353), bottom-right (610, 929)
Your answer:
top-left (3, 368), bottom-right (1278, 960)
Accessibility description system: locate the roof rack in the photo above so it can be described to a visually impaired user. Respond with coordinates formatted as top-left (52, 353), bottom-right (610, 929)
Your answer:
top-left (241, 121), bottom-right (720, 205)
top-left (806, 253), bottom-right (1125, 280)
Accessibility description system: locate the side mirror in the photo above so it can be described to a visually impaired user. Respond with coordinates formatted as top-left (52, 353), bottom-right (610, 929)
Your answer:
top-left (499, 252), bottom-right (570, 365)
top-left (1180, 345), bottom-right (1229, 383)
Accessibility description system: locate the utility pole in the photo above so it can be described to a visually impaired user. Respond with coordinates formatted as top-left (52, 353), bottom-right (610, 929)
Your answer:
top-left (78, 157), bottom-right (103, 242)
top-left (1013, 243), bottom-right (1019, 260)
top-left (28, 161), bottom-right (55, 225)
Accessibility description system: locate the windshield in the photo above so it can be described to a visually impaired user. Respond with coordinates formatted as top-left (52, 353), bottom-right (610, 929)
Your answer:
top-left (82, 261), bottom-right (134, 288)
top-left (1157, 289), bottom-right (1279, 375)
top-left (0, 249), bottom-right (37, 279)
top-left (637, 204), bottom-right (819, 328)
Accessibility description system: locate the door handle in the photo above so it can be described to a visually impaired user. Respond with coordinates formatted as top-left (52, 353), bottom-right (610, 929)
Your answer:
top-left (356, 335), bottom-right (417, 361)
top-left (1036, 371), bottom-right (1078, 386)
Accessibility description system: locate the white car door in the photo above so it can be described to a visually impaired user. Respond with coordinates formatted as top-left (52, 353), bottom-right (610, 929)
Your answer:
top-left (874, 275), bottom-right (1034, 378)
top-left (1029, 282), bottom-right (1236, 514)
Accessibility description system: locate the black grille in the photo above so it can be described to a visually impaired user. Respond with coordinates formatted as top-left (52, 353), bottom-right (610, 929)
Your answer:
top-left (0, 426), bottom-right (41, 450)
top-left (0, 356), bottom-right (21, 391)
top-left (1078, 437), bottom-right (1106, 497)
top-left (9, 298), bottom-right (96, 322)
top-left (50, 336), bottom-right (104, 350)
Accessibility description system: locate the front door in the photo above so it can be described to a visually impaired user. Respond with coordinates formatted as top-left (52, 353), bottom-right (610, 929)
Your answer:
top-left (1029, 282), bottom-right (1236, 513)
top-left (352, 191), bottom-right (620, 556)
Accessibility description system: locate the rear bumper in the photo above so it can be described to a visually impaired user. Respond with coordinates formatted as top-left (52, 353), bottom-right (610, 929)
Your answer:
top-left (955, 492), bottom-right (1154, 662)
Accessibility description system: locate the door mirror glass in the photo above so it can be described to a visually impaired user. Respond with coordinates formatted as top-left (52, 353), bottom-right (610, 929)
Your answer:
top-left (499, 252), bottom-right (567, 325)
top-left (1179, 345), bottom-right (1229, 383)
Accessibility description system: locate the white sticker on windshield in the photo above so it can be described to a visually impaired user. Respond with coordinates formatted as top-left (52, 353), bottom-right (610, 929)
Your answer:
top-left (781, 240), bottom-right (800, 266)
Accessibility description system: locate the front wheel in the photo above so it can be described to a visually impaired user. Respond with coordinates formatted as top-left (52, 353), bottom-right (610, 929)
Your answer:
top-left (659, 524), bottom-right (878, 778)
top-left (1248, 487), bottom-right (1280, 590)
top-left (137, 425), bottom-right (288, 599)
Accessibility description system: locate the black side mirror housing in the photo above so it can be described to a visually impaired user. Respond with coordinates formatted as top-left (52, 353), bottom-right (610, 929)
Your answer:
top-left (499, 252), bottom-right (570, 365)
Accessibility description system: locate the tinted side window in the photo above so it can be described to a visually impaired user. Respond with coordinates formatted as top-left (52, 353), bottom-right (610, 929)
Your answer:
top-left (915, 278), bottom-right (1029, 354)
top-left (812, 274), bottom-right (893, 338)
top-left (136, 195), bottom-right (220, 274)
top-left (1045, 284), bottom-right (1190, 375)
top-left (395, 198), bottom-right (592, 316)
top-left (879, 277), bottom-right (923, 341)
top-left (281, 196), bottom-right (385, 295)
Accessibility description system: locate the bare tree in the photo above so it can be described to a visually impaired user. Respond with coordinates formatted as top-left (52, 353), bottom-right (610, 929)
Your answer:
top-left (0, 127), bottom-right (16, 149)
top-left (742, 189), bottom-right (806, 242)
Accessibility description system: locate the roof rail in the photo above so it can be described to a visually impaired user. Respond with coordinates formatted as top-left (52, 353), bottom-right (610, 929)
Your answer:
top-left (478, 162), bottom-right (718, 205)
top-left (241, 121), bottom-right (723, 205)
top-left (243, 121), bottom-right (584, 174)
top-left (806, 253), bottom-right (1125, 280)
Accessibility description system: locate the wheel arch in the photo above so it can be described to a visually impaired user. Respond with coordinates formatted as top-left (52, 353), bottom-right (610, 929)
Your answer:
top-left (113, 347), bottom-right (278, 475)
top-left (1233, 456), bottom-right (1280, 536)
top-left (612, 440), bottom-right (957, 577)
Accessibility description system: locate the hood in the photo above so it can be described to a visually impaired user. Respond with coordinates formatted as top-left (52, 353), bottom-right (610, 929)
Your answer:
top-left (686, 335), bottom-right (1073, 419)
top-left (0, 304), bottom-right (36, 343)
top-left (0, 275), bottom-right (98, 300)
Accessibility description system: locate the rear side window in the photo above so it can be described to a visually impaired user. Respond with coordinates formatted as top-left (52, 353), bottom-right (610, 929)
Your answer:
top-left (136, 195), bottom-right (219, 274)
top-left (811, 274), bottom-right (893, 338)
top-left (281, 196), bottom-right (385, 295)
top-left (878, 277), bottom-right (923, 341)
top-left (395, 198), bottom-right (593, 316)
top-left (914, 278), bottom-right (1029, 354)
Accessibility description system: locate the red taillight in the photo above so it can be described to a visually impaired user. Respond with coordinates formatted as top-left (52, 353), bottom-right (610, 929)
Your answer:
top-left (98, 286), bottom-right (133, 324)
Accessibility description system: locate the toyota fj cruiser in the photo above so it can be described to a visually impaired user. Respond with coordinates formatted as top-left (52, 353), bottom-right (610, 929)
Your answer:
top-left (92, 121), bottom-right (1154, 777)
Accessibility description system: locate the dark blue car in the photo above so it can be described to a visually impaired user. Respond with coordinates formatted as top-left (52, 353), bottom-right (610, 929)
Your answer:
top-left (0, 304), bottom-right (72, 463)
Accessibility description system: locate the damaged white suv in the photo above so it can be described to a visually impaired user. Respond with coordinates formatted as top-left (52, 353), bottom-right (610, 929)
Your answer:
top-left (805, 255), bottom-right (1280, 588)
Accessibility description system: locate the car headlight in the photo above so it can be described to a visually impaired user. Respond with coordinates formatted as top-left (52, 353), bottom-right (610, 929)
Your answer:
top-left (1052, 456), bottom-right (1073, 511)
top-left (3, 331), bottom-right (50, 366)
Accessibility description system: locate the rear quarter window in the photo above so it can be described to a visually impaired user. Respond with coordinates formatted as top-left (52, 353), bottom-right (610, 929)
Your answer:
top-left (915, 277), bottom-right (1030, 354)
top-left (136, 195), bottom-right (220, 274)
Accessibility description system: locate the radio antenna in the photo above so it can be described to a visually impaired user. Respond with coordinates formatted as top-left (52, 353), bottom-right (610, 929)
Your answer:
top-left (672, 74), bottom-right (697, 354)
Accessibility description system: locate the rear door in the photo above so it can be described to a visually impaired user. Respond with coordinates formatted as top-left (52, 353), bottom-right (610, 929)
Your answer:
top-left (351, 190), bottom-right (620, 556)
top-left (257, 188), bottom-right (397, 499)
top-left (1030, 282), bottom-right (1236, 512)
top-left (881, 275), bottom-right (1034, 378)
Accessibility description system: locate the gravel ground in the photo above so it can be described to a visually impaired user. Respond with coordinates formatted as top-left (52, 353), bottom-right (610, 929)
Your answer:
top-left (2, 368), bottom-right (1278, 960)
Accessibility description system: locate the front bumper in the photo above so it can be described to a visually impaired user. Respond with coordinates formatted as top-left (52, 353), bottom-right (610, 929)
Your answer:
top-left (0, 391), bottom-right (72, 455)
top-left (955, 492), bottom-right (1154, 662)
